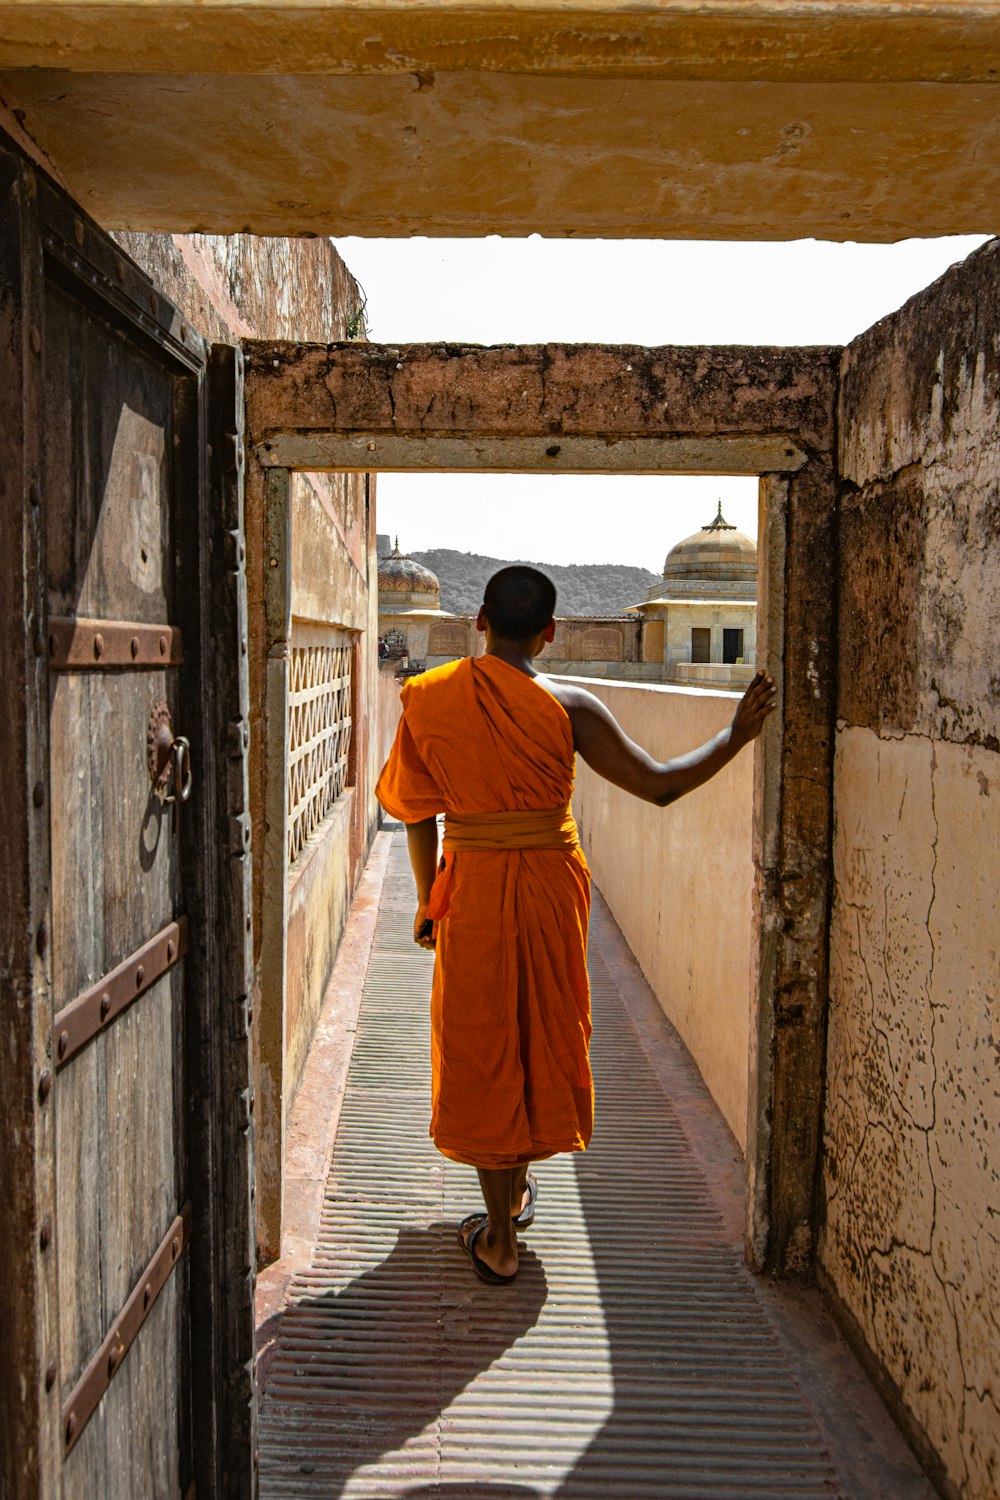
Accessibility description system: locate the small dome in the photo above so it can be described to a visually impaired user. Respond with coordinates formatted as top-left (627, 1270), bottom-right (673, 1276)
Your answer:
top-left (663, 503), bottom-right (757, 589)
top-left (377, 538), bottom-right (440, 598)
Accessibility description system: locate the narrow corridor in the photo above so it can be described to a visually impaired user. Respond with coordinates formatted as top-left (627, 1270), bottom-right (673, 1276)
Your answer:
top-left (256, 827), bottom-right (934, 1500)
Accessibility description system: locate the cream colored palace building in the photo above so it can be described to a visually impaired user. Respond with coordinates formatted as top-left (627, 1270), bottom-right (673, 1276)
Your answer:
top-left (377, 505), bottom-right (757, 691)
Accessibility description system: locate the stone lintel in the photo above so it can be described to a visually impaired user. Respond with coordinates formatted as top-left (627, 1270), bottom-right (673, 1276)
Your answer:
top-left (244, 341), bottom-right (839, 460)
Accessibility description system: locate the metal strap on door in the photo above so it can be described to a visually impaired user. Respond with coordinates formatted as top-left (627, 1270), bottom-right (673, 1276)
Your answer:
top-left (49, 612), bottom-right (193, 1459)
top-left (52, 917), bottom-right (188, 1069)
top-left (48, 615), bottom-right (183, 670)
top-left (62, 1206), bottom-right (192, 1458)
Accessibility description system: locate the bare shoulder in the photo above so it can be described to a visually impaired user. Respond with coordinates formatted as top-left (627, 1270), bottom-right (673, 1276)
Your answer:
top-left (535, 674), bottom-right (616, 733)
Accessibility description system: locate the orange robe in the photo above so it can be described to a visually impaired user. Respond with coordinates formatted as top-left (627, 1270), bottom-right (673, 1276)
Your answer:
top-left (376, 655), bottom-right (593, 1169)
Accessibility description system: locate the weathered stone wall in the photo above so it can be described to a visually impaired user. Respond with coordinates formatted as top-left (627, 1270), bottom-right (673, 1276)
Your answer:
top-left (549, 617), bottom-right (641, 663)
top-left (567, 680), bottom-right (754, 1148)
top-left (822, 239), bottom-right (1000, 1500)
top-left (114, 230), bottom-right (376, 1261)
top-left (284, 467), bottom-right (379, 1112)
top-left (111, 231), bottom-right (369, 965)
top-left (417, 612), bottom-right (647, 676)
top-left (112, 231), bottom-right (360, 347)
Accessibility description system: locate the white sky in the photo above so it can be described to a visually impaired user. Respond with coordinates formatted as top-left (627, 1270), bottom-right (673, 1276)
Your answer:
top-left (334, 235), bottom-right (987, 568)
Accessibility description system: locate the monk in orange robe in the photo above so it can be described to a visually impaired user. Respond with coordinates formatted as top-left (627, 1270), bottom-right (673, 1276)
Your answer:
top-left (377, 566), bottom-right (775, 1285)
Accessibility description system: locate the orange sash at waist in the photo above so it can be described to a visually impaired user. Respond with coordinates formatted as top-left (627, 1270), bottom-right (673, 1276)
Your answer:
top-left (443, 806), bottom-right (580, 853)
top-left (427, 805), bottom-right (580, 920)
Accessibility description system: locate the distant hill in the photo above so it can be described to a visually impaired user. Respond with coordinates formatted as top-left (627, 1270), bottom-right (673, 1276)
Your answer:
top-left (411, 549), bottom-right (662, 616)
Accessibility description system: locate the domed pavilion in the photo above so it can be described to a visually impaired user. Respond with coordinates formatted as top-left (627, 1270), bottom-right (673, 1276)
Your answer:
top-left (630, 503), bottom-right (758, 688)
top-left (376, 538), bottom-right (462, 672)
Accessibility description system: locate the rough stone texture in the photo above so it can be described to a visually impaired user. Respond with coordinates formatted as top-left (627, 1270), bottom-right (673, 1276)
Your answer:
top-left (112, 232), bottom-right (360, 347)
top-left (825, 731), bottom-right (999, 1500)
top-left (245, 341), bottom-right (838, 454)
top-left (747, 455), bottom-right (838, 1277)
top-left (823, 239), bottom-right (1000, 1500)
top-left (115, 229), bottom-right (376, 1263)
top-left (839, 237), bottom-right (1000, 753)
top-left (2, 3), bottom-right (1000, 241)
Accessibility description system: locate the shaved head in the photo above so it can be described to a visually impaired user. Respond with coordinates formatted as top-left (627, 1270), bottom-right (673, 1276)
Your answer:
top-left (482, 566), bottom-right (557, 641)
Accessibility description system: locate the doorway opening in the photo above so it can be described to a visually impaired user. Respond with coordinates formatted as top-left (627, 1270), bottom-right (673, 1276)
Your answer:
top-left (244, 335), bottom-right (838, 1281)
top-left (371, 469), bottom-right (760, 1155)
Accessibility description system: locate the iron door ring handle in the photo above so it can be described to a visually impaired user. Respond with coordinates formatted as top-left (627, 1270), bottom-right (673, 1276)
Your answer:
top-left (169, 737), bottom-right (192, 804)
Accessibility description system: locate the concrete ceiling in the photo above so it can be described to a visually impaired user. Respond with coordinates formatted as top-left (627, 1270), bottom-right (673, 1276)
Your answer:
top-left (1, 2), bottom-right (999, 239)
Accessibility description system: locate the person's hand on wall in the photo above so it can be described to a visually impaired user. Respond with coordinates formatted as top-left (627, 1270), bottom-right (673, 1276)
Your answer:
top-left (729, 670), bottom-right (777, 748)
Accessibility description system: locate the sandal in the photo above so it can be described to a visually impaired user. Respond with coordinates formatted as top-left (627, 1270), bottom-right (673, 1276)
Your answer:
top-left (457, 1215), bottom-right (518, 1286)
top-left (512, 1173), bottom-right (537, 1231)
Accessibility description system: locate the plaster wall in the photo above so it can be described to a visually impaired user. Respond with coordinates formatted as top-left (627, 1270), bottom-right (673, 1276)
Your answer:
top-left (670, 663), bottom-right (755, 691)
top-left (375, 670), bottom-right (403, 784)
top-left (112, 230), bottom-right (359, 346)
top-left (291, 473), bottom-right (369, 629)
top-left (394, 613), bottom-right (647, 676)
top-left (539, 660), bottom-right (665, 683)
top-left (387, 615), bottom-right (432, 662)
top-left (823, 239), bottom-right (1000, 1499)
top-left (284, 467), bottom-right (379, 1113)
top-left (283, 660), bottom-right (401, 1098)
top-left (566, 680), bottom-right (754, 1147)
top-left (285, 791), bottom-right (357, 1104)
top-left (111, 228), bottom-right (378, 1260)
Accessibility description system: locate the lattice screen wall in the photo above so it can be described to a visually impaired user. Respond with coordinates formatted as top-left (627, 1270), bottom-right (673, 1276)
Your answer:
top-left (287, 622), bottom-right (354, 866)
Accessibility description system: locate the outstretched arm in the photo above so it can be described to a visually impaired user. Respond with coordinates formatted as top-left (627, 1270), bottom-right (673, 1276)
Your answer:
top-left (561, 669), bottom-right (777, 807)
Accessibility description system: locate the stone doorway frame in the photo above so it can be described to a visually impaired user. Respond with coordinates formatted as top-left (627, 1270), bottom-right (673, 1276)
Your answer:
top-left (243, 339), bottom-right (840, 1277)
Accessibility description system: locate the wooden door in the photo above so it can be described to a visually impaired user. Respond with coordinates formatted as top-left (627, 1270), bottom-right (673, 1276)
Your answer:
top-left (0, 134), bottom-right (256, 1498)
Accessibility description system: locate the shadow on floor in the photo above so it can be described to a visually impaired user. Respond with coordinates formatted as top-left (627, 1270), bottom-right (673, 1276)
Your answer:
top-left (549, 983), bottom-right (843, 1500)
top-left (258, 851), bottom-right (932, 1500)
top-left (261, 1222), bottom-right (548, 1498)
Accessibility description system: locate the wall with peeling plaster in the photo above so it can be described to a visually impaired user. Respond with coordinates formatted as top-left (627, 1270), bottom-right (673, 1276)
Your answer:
top-left (113, 229), bottom-right (378, 1261)
top-left (284, 466), bottom-right (380, 1110)
top-left (822, 240), bottom-right (1000, 1500)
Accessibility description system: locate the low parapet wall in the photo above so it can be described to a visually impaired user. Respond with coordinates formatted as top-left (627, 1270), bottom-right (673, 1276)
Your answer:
top-left (669, 662), bottom-right (755, 690)
top-left (564, 679), bottom-right (753, 1150)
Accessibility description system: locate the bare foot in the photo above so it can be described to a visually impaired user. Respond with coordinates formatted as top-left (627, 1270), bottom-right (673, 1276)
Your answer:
top-left (459, 1215), bottom-right (518, 1279)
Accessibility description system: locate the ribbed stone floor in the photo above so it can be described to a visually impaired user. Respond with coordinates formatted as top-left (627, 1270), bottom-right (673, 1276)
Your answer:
top-left (257, 830), bottom-right (926, 1500)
